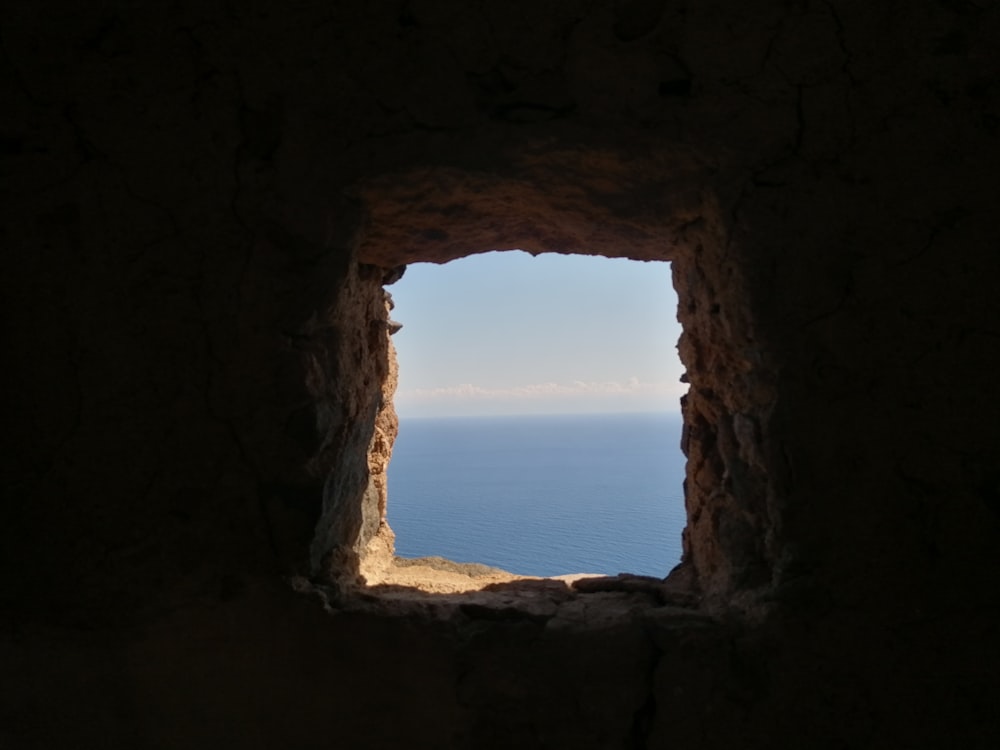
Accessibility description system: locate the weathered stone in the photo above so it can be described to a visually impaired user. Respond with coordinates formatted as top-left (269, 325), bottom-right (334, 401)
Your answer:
top-left (2, 0), bottom-right (999, 748)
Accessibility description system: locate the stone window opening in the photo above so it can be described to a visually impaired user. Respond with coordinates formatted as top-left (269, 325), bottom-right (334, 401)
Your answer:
top-left (361, 251), bottom-right (687, 594)
top-left (305, 154), bottom-right (780, 615)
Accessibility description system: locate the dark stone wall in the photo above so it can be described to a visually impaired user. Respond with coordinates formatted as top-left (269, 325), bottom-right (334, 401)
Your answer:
top-left (2, 1), bottom-right (998, 747)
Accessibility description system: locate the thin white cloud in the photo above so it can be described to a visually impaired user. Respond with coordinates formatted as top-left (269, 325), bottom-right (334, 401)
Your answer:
top-left (397, 377), bottom-right (685, 402)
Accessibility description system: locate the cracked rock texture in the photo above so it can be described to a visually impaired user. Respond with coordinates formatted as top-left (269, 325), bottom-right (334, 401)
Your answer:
top-left (2, 1), bottom-right (999, 748)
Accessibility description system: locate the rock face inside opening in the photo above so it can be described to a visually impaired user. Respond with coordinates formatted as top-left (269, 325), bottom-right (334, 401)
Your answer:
top-left (3, 0), bottom-right (999, 747)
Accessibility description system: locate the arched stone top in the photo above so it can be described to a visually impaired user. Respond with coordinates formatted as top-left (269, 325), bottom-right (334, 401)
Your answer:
top-left (356, 143), bottom-right (714, 267)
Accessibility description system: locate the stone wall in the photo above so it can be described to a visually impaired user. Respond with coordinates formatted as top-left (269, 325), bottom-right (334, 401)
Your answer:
top-left (2, 0), bottom-right (998, 747)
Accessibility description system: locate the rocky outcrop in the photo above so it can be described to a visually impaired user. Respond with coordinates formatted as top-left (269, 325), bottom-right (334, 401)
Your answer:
top-left (358, 303), bottom-right (401, 584)
top-left (306, 261), bottom-right (394, 587)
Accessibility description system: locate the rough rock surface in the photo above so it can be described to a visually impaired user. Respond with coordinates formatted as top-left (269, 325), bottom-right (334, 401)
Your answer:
top-left (358, 310), bottom-right (401, 584)
top-left (2, 0), bottom-right (999, 748)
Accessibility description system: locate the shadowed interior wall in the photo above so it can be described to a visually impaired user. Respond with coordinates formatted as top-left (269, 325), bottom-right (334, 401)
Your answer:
top-left (2, 1), bottom-right (998, 748)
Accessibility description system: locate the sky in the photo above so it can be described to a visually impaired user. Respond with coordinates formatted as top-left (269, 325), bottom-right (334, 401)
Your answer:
top-left (388, 250), bottom-right (686, 418)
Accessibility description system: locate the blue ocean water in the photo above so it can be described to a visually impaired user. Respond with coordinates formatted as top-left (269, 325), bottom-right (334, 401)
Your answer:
top-left (386, 412), bottom-right (687, 578)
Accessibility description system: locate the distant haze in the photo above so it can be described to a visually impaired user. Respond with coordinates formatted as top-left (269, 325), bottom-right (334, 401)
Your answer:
top-left (390, 251), bottom-right (686, 418)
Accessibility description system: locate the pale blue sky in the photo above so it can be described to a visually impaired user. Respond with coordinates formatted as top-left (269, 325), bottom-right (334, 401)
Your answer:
top-left (389, 251), bottom-right (685, 418)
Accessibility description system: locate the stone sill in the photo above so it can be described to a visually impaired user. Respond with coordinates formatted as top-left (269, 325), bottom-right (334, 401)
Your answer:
top-left (293, 559), bottom-right (711, 632)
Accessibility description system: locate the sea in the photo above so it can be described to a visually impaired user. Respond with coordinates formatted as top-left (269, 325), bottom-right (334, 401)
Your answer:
top-left (386, 411), bottom-right (687, 578)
